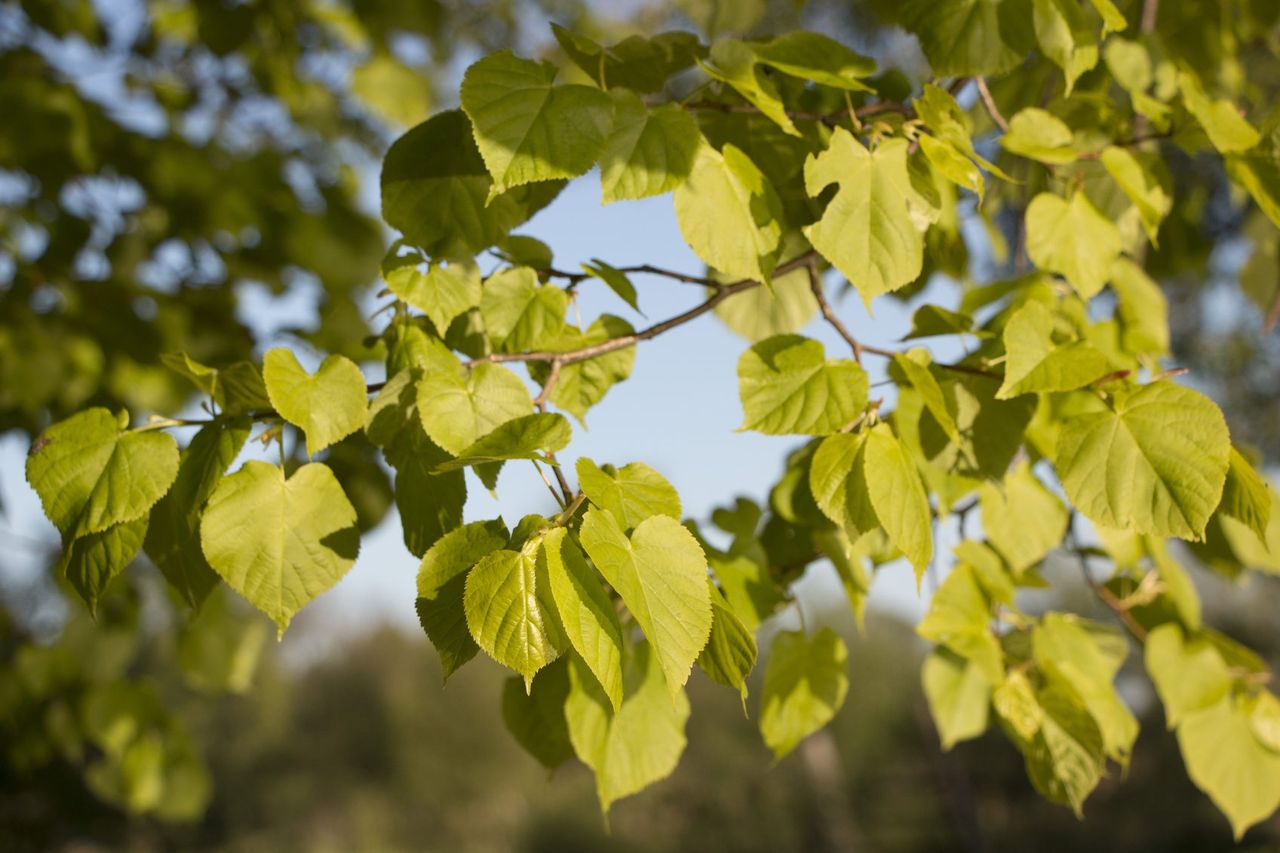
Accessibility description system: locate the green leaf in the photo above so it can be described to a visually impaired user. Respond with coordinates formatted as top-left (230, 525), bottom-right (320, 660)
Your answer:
top-left (550, 25), bottom-right (704, 93)
top-left (176, 589), bottom-right (269, 695)
top-left (1001, 108), bottom-right (1078, 165)
top-left (59, 517), bottom-right (148, 611)
top-left (737, 335), bottom-right (868, 436)
top-left (542, 527), bottom-right (624, 711)
top-left (759, 628), bottom-right (849, 759)
top-left (751, 32), bottom-right (875, 91)
top-left (919, 135), bottom-right (985, 198)
top-left (1144, 623), bottom-right (1232, 729)
top-left (528, 315), bottom-right (637, 422)
top-left (810, 424), bottom-right (934, 581)
top-left (699, 40), bottom-right (800, 136)
top-left (1024, 683), bottom-right (1106, 817)
top-left (367, 371), bottom-right (466, 557)
top-left (200, 461), bottom-right (360, 635)
top-left (803, 131), bottom-right (925, 306)
top-left (565, 642), bottom-right (690, 814)
top-left (502, 657), bottom-right (574, 769)
top-left (144, 419), bottom-right (251, 609)
top-left (460, 51), bottom-right (613, 198)
top-left (713, 260), bottom-right (817, 342)
top-left (1099, 147), bottom-right (1171, 245)
top-left (1025, 192), bottom-right (1123, 299)
top-left (415, 519), bottom-right (509, 682)
top-left (897, 0), bottom-right (1034, 76)
top-left (917, 565), bottom-right (1003, 682)
top-left (923, 647), bottom-right (992, 750)
top-left (599, 91), bottom-right (699, 204)
top-left (480, 267), bottom-right (568, 353)
top-left (1055, 382), bottom-right (1230, 540)
top-left (697, 580), bottom-right (758, 704)
top-left (578, 507), bottom-right (712, 698)
top-left (352, 54), bottom-right (430, 127)
top-left (381, 110), bottom-right (562, 257)
top-left (997, 301), bottom-right (1111, 398)
top-left (677, 0), bottom-right (764, 37)
top-left (416, 360), bottom-right (532, 456)
top-left (1178, 693), bottom-right (1280, 840)
top-left (1220, 447), bottom-right (1273, 544)
top-left (914, 84), bottom-right (1011, 182)
top-left (263, 348), bottom-right (368, 456)
top-left (979, 461), bottom-right (1069, 574)
top-left (914, 372), bottom-right (1035, 481)
top-left (581, 260), bottom-right (640, 312)
top-left (810, 432), bottom-right (878, 541)
top-left (674, 141), bottom-right (783, 283)
top-left (386, 259), bottom-right (482, 335)
top-left (893, 350), bottom-right (958, 440)
top-left (463, 537), bottom-right (567, 690)
top-left (1226, 129), bottom-right (1280, 230)
top-left (1089, 0), bottom-right (1126, 32)
top-left (904, 304), bottom-right (976, 339)
top-left (27, 408), bottom-right (179, 538)
top-left (865, 424), bottom-right (934, 582)
top-left (1149, 539), bottom-right (1202, 630)
top-left (577, 458), bottom-right (681, 531)
top-left (434, 413), bottom-right (571, 471)
top-left (1178, 71), bottom-right (1261, 155)
top-left (160, 355), bottom-right (272, 416)
top-left (1110, 258), bottom-right (1170, 357)
top-left (1249, 692), bottom-right (1280, 752)
top-left (1031, 0), bottom-right (1098, 94)
top-left (1032, 614), bottom-right (1138, 764)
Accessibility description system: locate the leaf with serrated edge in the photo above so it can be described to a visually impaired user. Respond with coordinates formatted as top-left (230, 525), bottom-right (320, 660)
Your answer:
top-left (759, 628), bottom-right (849, 759)
top-left (263, 348), bottom-right (368, 456)
top-left (464, 537), bottom-right (566, 690)
top-left (200, 461), bottom-right (360, 635)
top-left (416, 519), bottom-right (509, 683)
top-left (543, 527), bottom-right (624, 711)
top-left (1055, 382), bottom-right (1229, 540)
top-left (27, 408), bottom-right (179, 539)
top-left (738, 335), bottom-right (868, 436)
top-left (577, 458), bottom-right (681, 531)
top-left (578, 508), bottom-right (711, 699)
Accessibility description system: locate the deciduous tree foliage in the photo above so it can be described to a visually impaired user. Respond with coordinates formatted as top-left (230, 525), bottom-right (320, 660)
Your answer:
top-left (15, 0), bottom-right (1280, 839)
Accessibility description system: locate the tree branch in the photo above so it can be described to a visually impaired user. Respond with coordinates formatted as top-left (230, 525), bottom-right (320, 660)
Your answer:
top-left (1141, 0), bottom-right (1160, 34)
top-left (1069, 515), bottom-right (1149, 643)
top-left (466, 251), bottom-right (821, 370)
top-left (975, 77), bottom-right (1009, 133)
top-left (807, 261), bottom-right (864, 363)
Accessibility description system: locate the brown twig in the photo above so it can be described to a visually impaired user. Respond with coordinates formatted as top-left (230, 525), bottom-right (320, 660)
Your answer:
top-left (466, 252), bottom-right (821, 371)
top-left (1069, 515), bottom-right (1149, 643)
top-left (807, 261), bottom-right (864, 363)
top-left (975, 77), bottom-right (1009, 133)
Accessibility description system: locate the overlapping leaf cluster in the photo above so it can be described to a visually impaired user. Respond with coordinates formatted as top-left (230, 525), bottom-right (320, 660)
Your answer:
top-left (23, 0), bottom-right (1280, 834)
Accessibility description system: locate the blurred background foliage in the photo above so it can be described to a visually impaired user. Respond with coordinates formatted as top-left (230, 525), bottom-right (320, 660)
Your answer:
top-left (2, 0), bottom-right (1279, 849)
top-left (8, 564), bottom-right (1280, 852)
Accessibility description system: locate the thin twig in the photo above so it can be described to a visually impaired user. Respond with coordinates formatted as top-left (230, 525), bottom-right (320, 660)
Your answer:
top-left (532, 358), bottom-right (562, 410)
top-left (808, 262), bottom-right (864, 363)
top-left (1141, 0), bottom-right (1160, 33)
top-left (1069, 515), bottom-right (1149, 643)
top-left (975, 77), bottom-right (1009, 133)
top-left (466, 251), bottom-right (821, 370)
top-left (548, 455), bottom-right (575, 507)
